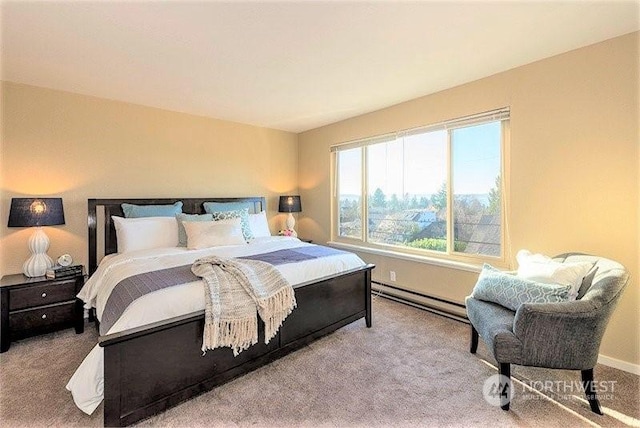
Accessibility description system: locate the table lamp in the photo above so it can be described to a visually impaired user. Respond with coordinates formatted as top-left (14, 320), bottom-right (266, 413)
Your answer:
top-left (8, 198), bottom-right (65, 277)
top-left (278, 195), bottom-right (302, 237)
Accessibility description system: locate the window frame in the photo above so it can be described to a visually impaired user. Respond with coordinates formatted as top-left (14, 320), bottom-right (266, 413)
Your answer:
top-left (330, 108), bottom-right (510, 268)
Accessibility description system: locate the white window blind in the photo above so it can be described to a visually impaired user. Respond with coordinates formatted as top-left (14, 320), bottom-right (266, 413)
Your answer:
top-left (330, 107), bottom-right (510, 152)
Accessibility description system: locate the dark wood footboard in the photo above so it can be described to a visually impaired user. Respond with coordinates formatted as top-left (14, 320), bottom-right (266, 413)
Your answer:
top-left (100, 264), bottom-right (374, 427)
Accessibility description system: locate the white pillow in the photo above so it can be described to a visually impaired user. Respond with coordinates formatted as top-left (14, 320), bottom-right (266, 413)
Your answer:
top-left (112, 216), bottom-right (179, 253)
top-left (248, 211), bottom-right (271, 238)
top-left (516, 250), bottom-right (593, 300)
top-left (183, 217), bottom-right (246, 250)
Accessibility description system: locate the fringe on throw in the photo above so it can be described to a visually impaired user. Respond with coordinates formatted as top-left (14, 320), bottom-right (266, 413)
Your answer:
top-left (257, 286), bottom-right (297, 344)
top-left (203, 316), bottom-right (258, 356)
top-left (193, 255), bottom-right (296, 356)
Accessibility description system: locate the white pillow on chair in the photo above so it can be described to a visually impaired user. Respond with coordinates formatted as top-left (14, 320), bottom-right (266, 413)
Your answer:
top-left (516, 250), bottom-right (593, 300)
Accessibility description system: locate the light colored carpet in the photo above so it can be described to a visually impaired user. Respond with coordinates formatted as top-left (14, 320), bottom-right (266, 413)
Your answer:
top-left (1, 297), bottom-right (638, 427)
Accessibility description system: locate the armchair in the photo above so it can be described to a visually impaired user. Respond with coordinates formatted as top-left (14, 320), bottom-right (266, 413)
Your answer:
top-left (466, 253), bottom-right (629, 414)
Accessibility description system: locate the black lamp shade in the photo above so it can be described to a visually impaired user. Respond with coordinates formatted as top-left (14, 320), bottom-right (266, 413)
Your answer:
top-left (278, 195), bottom-right (302, 213)
top-left (8, 198), bottom-right (65, 227)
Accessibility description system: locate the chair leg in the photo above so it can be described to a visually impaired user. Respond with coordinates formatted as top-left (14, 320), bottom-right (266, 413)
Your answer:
top-left (499, 363), bottom-right (511, 411)
top-left (581, 368), bottom-right (603, 415)
top-left (470, 325), bottom-right (479, 354)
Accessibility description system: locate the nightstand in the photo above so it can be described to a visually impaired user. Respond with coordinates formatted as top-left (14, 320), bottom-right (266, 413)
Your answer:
top-left (0, 272), bottom-right (85, 353)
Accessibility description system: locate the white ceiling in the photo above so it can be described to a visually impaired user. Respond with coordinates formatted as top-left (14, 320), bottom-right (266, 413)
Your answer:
top-left (1, 1), bottom-right (638, 133)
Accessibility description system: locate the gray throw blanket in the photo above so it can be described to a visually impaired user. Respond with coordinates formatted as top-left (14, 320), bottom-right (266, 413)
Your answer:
top-left (192, 256), bottom-right (296, 356)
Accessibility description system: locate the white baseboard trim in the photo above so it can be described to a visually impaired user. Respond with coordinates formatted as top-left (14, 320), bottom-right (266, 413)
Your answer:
top-left (598, 354), bottom-right (640, 375)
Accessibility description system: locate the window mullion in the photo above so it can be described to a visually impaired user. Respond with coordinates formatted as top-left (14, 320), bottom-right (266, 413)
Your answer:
top-left (446, 129), bottom-right (453, 254)
top-left (361, 147), bottom-right (368, 243)
top-left (332, 152), bottom-right (339, 239)
top-left (500, 120), bottom-right (509, 261)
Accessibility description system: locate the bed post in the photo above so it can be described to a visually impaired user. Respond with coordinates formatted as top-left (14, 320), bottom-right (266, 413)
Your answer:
top-left (365, 267), bottom-right (372, 328)
top-left (88, 199), bottom-right (98, 276)
top-left (103, 344), bottom-right (123, 427)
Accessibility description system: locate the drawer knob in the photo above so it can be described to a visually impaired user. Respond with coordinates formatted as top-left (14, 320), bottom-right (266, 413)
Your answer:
top-left (41, 314), bottom-right (47, 319)
top-left (42, 292), bottom-right (47, 298)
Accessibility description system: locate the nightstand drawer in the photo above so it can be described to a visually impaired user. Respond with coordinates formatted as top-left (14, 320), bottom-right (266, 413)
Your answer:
top-left (10, 302), bottom-right (76, 337)
top-left (9, 279), bottom-right (77, 311)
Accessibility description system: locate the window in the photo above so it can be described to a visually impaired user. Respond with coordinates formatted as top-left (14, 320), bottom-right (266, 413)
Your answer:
top-left (336, 147), bottom-right (362, 239)
top-left (332, 108), bottom-right (508, 263)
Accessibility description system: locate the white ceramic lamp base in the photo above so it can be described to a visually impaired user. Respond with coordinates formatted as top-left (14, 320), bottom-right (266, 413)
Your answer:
top-left (286, 213), bottom-right (298, 237)
top-left (23, 227), bottom-right (54, 277)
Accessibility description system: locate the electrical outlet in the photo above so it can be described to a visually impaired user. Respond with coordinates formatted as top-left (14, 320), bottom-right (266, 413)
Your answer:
top-left (390, 271), bottom-right (396, 282)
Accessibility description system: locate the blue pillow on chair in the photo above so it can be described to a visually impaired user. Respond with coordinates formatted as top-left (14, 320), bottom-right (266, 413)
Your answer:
top-left (471, 264), bottom-right (571, 311)
top-left (122, 201), bottom-right (183, 218)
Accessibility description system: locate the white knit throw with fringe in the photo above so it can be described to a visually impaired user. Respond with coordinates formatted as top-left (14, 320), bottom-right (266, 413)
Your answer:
top-left (192, 256), bottom-right (296, 356)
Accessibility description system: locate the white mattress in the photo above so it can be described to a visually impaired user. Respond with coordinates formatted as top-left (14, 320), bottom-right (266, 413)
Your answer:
top-left (66, 237), bottom-right (365, 414)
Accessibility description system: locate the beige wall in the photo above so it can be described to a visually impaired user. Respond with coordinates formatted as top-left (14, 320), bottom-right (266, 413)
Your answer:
top-left (0, 82), bottom-right (298, 277)
top-left (1, 33), bottom-right (638, 367)
top-left (298, 32), bottom-right (640, 366)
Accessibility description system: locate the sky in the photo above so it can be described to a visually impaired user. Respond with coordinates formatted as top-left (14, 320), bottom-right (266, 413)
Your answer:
top-left (338, 121), bottom-right (501, 197)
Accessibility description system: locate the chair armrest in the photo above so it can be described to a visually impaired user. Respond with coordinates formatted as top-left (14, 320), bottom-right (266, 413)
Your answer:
top-left (515, 299), bottom-right (596, 319)
top-left (513, 300), bottom-right (602, 369)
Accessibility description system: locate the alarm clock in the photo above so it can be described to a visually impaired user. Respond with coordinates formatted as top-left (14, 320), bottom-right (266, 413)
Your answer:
top-left (57, 254), bottom-right (73, 267)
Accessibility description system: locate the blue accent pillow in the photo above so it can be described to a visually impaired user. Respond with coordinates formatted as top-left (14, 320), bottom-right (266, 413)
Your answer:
top-left (471, 264), bottom-right (571, 311)
top-left (175, 213), bottom-right (213, 247)
top-left (203, 201), bottom-right (253, 214)
top-left (122, 201), bottom-right (183, 218)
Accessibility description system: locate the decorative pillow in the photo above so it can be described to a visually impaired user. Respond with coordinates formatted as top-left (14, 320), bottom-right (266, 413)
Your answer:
top-left (203, 201), bottom-right (253, 214)
top-left (122, 201), bottom-right (183, 218)
top-left (472, 264), bottom-right (571, 311)
top-left (516, 250), bottom-right (593, 300)
top-left (248, 211), bottom-right (271, 238)
top-left (112, 216), bottom-right (179, 253)
top-left (206, 208), bottom-right (253, 241)
top-left (175, 213), bottom-right (213, 247)
top-left (182, 217), bottom-right (246, 250)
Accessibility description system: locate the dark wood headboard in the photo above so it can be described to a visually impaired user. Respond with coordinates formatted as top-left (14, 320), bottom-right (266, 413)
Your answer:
top-left (88, 197), bottom-right (266, 275)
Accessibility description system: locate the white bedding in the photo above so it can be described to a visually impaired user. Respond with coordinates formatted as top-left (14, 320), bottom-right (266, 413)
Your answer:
top-left (66, 236), bottom-right (365, 414)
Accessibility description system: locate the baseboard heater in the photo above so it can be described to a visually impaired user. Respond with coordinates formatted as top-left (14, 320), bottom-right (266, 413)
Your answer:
top-left (372, 281), bottom-right (469, 324)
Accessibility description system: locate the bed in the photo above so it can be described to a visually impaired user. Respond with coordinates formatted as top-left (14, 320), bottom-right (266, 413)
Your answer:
top-left (69, 197), bottom-right (374, 427)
